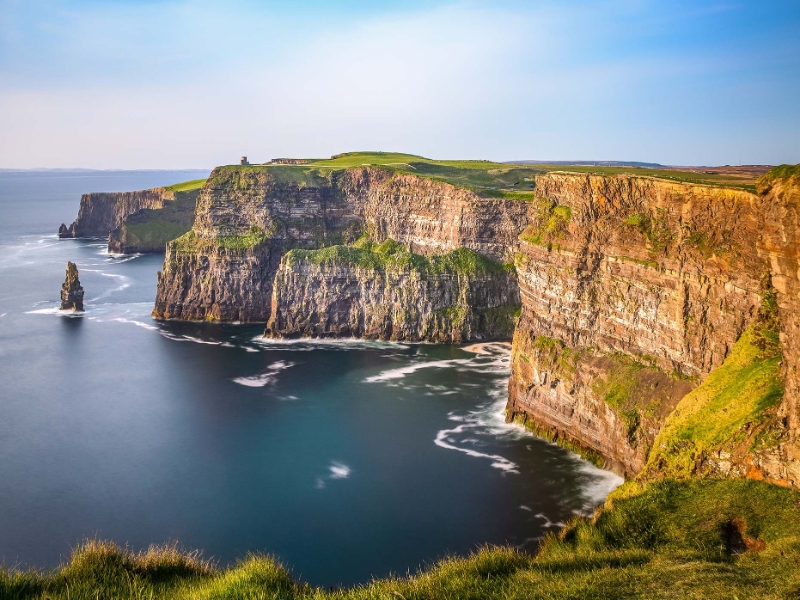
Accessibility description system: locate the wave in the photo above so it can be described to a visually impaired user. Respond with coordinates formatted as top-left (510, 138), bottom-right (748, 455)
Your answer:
top-left (316, 461), bottom-right (352, 489)
top-left (251, 335), bottom-right (410, 352)
top-left (364, 358), bottom-right (473, 382)
top-left (232, 361), bottom-right (297, 387)
top-left (434, 423), bottom-right (520, 473)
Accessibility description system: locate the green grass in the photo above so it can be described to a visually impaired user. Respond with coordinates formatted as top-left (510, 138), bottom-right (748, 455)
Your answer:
top-left (5, 479), bottom-right (800, 599)
top-left (165, 179), bottom-right (207, 193)
top-left (171, 230), bottom-right (270, 253)
top-left (643, 305), bottom-right (784, 480)
top-left (758, 163), bottom-right (800, 184)
top-left (210, 152), bottom-right (758, 198)
top-left (520, 199), bottom-right (572, 247)
top-left (284, 239), bottom-right (512, 276)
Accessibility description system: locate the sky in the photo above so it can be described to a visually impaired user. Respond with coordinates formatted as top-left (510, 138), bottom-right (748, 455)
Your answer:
top-left (0, 0), bottom-right (798, 168)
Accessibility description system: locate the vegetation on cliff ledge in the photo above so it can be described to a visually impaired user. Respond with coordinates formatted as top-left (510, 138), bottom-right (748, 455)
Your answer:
top-left (284, 238), bottom-right (513, 276)
top-left (4, 479), bottom-right (799, 599)
top-left (643, 284), bottom-right (784, 480)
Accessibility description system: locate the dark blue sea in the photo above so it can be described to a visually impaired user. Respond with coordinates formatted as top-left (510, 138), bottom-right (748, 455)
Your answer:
top-left (0, 170), bottom-right (620, 586)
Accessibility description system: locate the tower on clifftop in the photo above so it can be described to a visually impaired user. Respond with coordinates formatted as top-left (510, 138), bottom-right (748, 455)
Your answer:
top-left (240, 156), bottom-right (249, 165)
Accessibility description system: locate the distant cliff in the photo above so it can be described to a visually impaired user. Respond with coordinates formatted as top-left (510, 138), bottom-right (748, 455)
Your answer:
top-left (59, 181), bottom-right (203, 254)
top-left (59, 189), bottom-right (172, 238)
top-left (108, 188), bottom-right (200, 253)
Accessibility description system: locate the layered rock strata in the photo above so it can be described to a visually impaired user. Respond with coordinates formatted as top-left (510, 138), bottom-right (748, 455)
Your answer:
top-left (265, 245), bottom-right (519, 342)
top-left (60, 262), bottom-right (84, 311)
top-left (153, 167), bottom-right (534, 322)
top-left (59, 189), bottom-right (174, 239)
top-left (108, 189), bottom-right (200, 253)
top-left (505, 172), bottom-right (794, 478)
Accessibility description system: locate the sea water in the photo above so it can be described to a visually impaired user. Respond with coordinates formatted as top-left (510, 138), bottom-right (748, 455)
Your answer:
top-left (0, 170), bottom-right (621, 586)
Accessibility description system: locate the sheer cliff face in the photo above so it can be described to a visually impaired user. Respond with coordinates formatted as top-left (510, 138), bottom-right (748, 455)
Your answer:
top-left (60, 189), bottom-right (173, 238)
top-left (266, 253), bottom-right (519, 343)
top-left (507, 174), bottom-right (765, 475)
top-left (750, 174), bottom-right (800, 485)
top-left (339, 169), bottom-right (534, 261)
top-left (153, 167), bottom-right (533, 322)
top-left (107, 189), bottom-right (199, 254)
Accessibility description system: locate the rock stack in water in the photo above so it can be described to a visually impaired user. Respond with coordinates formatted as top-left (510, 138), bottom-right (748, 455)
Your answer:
top-left (60, 262), bottom-right (85, 311)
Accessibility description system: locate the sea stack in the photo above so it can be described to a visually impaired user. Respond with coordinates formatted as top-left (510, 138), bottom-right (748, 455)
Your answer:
top-left (60, 262), bottom-right (85, 311)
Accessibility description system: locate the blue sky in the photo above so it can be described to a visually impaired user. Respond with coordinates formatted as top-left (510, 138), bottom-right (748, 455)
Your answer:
top-left (1, 0), bottom-right (798, 168)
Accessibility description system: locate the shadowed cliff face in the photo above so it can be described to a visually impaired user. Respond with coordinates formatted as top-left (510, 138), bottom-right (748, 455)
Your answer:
top-left (266, 246), bottom-right (520, 343)
top-left (59, 189), bottom-right (173, 238)
top-left (107, 189), bottom-right (200, 254)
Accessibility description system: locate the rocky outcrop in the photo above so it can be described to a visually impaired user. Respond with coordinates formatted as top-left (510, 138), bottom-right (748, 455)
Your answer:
top-left (265, 245), bottom-right (519, 342)
top-left (108, 189), bottom-right (200, 254)
top-left (153, 166), bottom-right (534, 322)
top-left (59, 188), bottom-right (180, 239)
top-left (60, 262), bottom-right (84, 311)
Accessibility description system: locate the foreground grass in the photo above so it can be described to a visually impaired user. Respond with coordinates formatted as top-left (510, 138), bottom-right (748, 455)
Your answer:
top-left (4, 480), bottom-right (799, 600)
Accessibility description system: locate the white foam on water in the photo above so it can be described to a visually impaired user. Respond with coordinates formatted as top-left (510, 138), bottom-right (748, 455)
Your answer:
top-left (434, 420), bottom-right (520, 474)
top-left (316, 461), bottom-right (352, 489)
top-left (182, 335), bottom-right (223, 345)
top-left (107, 254), bottom-right (142, 263)
top-left (364, 358), bottom-right (473, 382)
top-left (232, 373), bottom-right (277, 388)
top-left (111, 317), bottom-right (159, 331)
top-left (26, 306), bottom-right (85, 317)
top-left (82, 271), bottom-right (131, 302)
top-left (232, 361), bottom-right (297, 387)
top-left (329, 462), bottom-right (351, 479)
top-left (252, 335), bottom-right (410, 352)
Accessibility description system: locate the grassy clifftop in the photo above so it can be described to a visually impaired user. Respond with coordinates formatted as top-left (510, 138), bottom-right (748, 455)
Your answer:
top-left (4, 479), bottom-right (799, 599)
top-left (213, 152), bottom-right (762, 196)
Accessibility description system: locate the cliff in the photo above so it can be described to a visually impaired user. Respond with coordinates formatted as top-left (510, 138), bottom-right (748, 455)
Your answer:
top-left (153, 166), bottom-right (534, 322)
top-left (265, 241), bottom-right (519, 342)
top-left (59, 189), bottom-right (173, 238)
top-left (107, 188), bottom-right (200, 253)
top-left (506, 170), bottom-right (800, 482)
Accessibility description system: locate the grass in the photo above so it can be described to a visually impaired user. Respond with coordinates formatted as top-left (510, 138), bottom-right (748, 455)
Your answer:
top-left (758, 163), bottom-right (800, 184)
top-left (171, 230), bottom-right (270, 253)
top-left (642, 288), bottom-right (784, 480)
top-left (209, 152), bottom-right (760, 197)
top-left (284, 238), bottom-right (512, 276)
top-left (165, 179), bottom-right (207, 193)
top-left (5, 479), bottom-right (800, 599)
top-left (520, 199), bottom-right (572, 247)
